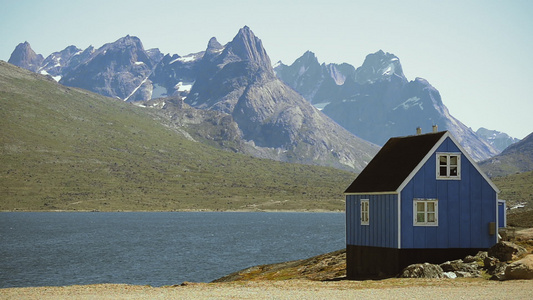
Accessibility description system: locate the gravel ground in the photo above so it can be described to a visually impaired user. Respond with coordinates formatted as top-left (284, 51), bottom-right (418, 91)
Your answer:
top-left (1, 279), bottom-right (531, 299)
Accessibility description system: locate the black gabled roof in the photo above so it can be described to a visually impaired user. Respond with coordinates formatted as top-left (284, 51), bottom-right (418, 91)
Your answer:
top-left (345, 131), bottom-right (447, 193)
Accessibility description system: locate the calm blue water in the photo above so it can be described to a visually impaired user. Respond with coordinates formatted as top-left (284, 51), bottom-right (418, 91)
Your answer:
top-left (0, 212), bottom-right (345, 288)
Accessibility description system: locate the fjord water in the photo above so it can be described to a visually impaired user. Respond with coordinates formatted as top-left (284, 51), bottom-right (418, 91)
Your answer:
top-left (0, 212), bottom-right (344, 288)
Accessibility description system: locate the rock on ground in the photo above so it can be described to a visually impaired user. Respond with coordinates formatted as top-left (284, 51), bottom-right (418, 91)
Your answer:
top-left (399, 263), bottom-right (444, 278)
top-left (505, 254), bottom-right (533, 280)
top-left (488, 241), bottom-right (528, 262)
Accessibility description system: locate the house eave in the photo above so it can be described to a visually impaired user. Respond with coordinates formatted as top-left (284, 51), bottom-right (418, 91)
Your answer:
top-left (344, 191), bottom-right (399, 196)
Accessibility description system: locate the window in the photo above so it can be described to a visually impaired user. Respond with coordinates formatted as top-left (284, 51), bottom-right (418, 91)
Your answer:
top-left (413, 199), bottom-right (438, 226)
top-left (360, 199), bottom-right (369, 225)
top-left (437, 153), bottom-right (461, 179)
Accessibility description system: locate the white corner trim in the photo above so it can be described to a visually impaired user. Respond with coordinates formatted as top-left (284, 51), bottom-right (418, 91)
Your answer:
top-left (397, 193), bottom-right (402, 249)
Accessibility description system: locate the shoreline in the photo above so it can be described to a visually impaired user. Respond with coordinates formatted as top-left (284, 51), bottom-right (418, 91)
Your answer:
top-left (0, 209), bottom-right (344, 213)
top-left (2, 279), bottom-right (532, 300)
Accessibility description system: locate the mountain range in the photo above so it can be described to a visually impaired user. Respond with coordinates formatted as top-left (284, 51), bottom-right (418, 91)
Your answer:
top-left (479, 132), bottom-right (533, 177)
top-left (275, 51), bottom-right (504, 161)
top-left (7, 26), bottom-right (519, 166)
top-left (8, 27), bottom-right (380, 172)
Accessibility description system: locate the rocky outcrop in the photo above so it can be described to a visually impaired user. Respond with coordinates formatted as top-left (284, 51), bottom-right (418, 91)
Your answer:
top-left (505, 254), bottom-right (533, 280)
top-left (213, 249), bottom-right (346, 282)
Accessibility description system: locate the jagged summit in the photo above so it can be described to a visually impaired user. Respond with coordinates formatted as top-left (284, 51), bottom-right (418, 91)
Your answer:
top-left (8, 41), bottom-right (44, 72)
top-left (39, 45), bottom-right (82, 79)
top-left (222, 26), bottom-right (271, 69)
top-left (354, 50), bottom-right (406, 84)
top-left (207, 37), bottom-right (223, 52)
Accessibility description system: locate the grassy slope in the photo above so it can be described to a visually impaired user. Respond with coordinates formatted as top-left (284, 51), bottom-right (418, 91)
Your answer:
top-left (491, 171), bottom-right (533, 227)
top-left (0, 61), bottom-right (354, 211)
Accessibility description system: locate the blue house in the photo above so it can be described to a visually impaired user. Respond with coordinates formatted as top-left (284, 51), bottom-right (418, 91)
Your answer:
top-left (344, 129), bottom-right (503, 277)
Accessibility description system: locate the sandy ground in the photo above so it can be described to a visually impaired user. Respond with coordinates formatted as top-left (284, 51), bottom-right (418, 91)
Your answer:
top-left (1, 278), bottom-right (532, 300)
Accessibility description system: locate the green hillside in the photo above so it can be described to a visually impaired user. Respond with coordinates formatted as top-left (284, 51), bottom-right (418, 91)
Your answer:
top-left (0, 61), bottom-right (354, 212)
top-left (492, 171), bottom-right (533, 227)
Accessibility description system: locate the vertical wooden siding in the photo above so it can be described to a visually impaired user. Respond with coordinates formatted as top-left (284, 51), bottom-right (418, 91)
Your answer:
top-left (346, 194), bottom-right (398, 248)
top-left (400, 137), bottom-right (497, 249)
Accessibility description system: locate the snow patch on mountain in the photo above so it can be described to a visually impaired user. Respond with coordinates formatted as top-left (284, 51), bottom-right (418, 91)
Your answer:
top-left (393, 97), bottom-right (423, 111)
top-left (312, 102), bottom-right (330, 111)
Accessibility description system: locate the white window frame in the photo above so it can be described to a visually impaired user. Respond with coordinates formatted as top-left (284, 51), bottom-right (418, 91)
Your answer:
top-left (413, 198), bottom-right (438, 226)
top-left (436, 153), bottom-right (461, 180)
top-left (360, 199), bottom-right (369, 225)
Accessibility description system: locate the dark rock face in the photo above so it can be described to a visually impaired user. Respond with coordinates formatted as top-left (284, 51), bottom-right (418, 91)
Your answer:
top-left (278, 50), bottom-right (499, 161)
top-left (8, 42), bottom-right (44, 72)
top-left (149, 51), bottom-right (202, 99)
top-left (60, 35), bottom-right (155, 101)
top-left (186, 26), bottom-right (378, 171)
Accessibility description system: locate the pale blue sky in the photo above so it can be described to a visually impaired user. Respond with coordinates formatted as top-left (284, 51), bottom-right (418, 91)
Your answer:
top-left (2, 0), bottom-right (532, 139)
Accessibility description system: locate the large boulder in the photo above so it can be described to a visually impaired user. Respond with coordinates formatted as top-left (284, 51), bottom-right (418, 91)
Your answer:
top-left (488, 241), bottom-right (527, 262)
top-left (399, 263), bottom-right (444, 278)
top-left (505, 254), bottom-right (533, 280)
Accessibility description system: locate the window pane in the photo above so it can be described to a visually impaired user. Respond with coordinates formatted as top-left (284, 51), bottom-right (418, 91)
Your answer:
top-left (416, 202), bottom-right (425, 213)
top-left (450, 156), bottom-right (458, 165)
top-left (427, 202), bottom-right (435, 212)
top-left (427, 212), bottom-right (435, 222)
top-left (417, 212), bottom-right (425, 223)
top-left (439, 166), bottom-right (448, 176)
top-left (439, 156), bottom-right (447, 165)
top-left (450, 166), bottom-right (458, 176)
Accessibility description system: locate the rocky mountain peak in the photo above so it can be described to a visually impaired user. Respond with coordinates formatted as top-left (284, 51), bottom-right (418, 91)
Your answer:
top-left (8, 41), bottom-right (44, 72)
top-left (59, 35), bottom-right (154, 101)
top-left (223, 26), bottom-right (271, 69)
top-left (301, 51), bottom-right (319, 64)
top-left (207, 37), bottom-right (223, 52)
top-left (354, 50), bottom-right (406, 84)
top-left (39, 45), bottom-right (82, 78)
